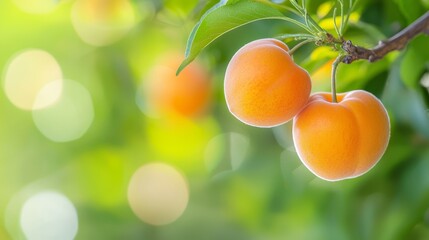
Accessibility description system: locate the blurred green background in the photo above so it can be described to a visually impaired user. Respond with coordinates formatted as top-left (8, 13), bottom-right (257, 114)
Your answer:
top-left (0, 0), bottom-right (429, 239)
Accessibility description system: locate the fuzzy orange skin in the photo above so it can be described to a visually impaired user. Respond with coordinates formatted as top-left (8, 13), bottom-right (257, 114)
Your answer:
top-left (292, 90), bottom-right (390, 181)
top-left (224, 38), bottom-right (311, 127)
top-left (145, 55), bottom-right (211, 118)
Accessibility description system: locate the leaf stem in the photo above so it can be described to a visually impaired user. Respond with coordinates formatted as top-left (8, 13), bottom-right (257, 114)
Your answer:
top-left (338, 0), bottom-right (345, 35)
top-left (333, 8), bottom-right (341, 37)
top-left (276, 33), bottom-right (317, 40)
top-left (331, 55), bottom-right (344, 103)
top-left (343, 0), bottom-right (358, 34)
top-left (289, 0), bottom-right (325, 33)
top-left (288, 38), bottom-right (315, 56)
top-left (278, 16), bottom-right (314, 33)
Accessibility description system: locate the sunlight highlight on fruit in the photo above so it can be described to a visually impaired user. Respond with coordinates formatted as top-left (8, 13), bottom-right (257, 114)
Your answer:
top-left (127, 163), bottom-right (189, 226)
top-left (12, 0), bottom-right (61, 14)
top-left (20, 191), bottom-right (78, 240)
top-left (32, 80), bottom-right (94, 142)
top-left (3, 49), bottom-right (63, 110)
top-left (71, 0), bottom-right (136, 46)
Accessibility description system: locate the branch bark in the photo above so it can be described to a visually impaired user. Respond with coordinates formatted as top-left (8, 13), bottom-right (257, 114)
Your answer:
top-left (341, 11), bottom-right (429, 64)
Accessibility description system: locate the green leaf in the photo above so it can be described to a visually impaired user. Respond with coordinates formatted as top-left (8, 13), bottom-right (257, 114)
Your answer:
top-left (276, 33), bottom-right (317, 40)
top-left (163, 0), bottom-right (199, 16)
top-left (192, 0), bottom-right (223, 19)
top-left (382, 56), bottom-right (429, 138)
top-left (400, 35), bottom-right (429, 88)
top-left (177, 0), bottom-right (309, 74)
top-left (393, 0), bottom-right (425, 23)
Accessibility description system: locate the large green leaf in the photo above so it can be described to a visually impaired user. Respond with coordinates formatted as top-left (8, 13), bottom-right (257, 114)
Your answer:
top-left (382, 56), bottom-right (429, 138)
top-left (177, 0), bottom-right (307, 74)
top-left (400, 35), bottom-right (429, 89)
top-left (393, 0), bottom-right (426, 23)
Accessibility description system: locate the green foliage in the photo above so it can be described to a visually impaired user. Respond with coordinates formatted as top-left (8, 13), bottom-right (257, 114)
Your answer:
top-left (400, 36), bottom-right (429, 88)
top-left (177, 0), bottom-right (296, 74)
top-left (383, 57), bottom-right (429, 138)
top-left (179, 0), bottom-right (364, 74)
top-left (393, 0), bottom-right (427, 23)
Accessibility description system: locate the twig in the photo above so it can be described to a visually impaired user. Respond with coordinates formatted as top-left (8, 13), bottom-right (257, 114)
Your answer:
top-left (341, 11), bottom-right (429, 64)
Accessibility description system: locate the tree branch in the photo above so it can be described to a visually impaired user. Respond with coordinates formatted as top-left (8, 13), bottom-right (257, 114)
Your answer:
top-left (341, 11), bottom-right (429, 64)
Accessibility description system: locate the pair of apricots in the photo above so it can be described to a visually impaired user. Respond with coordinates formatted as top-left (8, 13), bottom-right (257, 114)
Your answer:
top-left (225, 38), bottom-right (390, 181)
top-left (146, 39), bottom-right (389, 181)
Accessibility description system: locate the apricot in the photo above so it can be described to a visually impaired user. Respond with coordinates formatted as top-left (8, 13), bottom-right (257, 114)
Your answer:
top-left (292, 90), bottom-right (390, 181)
top-left (144, 54), bottom-right (211, 118)
top-left (224, 38), bottom-right (311, 127)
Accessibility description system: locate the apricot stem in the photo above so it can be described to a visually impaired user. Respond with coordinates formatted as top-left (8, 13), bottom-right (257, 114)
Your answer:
top-left (288, 39), bottom-right (315, 56)
top-left (331, 55), bottom-right (344, 103)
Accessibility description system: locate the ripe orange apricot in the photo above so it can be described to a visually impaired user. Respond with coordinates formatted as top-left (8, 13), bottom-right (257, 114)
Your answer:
top-left (224, 38), bottom-right (311, 127)
top-left (144, 54), bottom-right (211, 118)
top-left (292, 90), bottom-right (390, 181)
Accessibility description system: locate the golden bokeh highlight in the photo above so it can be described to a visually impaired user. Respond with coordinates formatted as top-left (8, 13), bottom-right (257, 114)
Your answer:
top-left (127, 163), bottom-right (189, 226)
top-left (3, 49), bottom-right (63, 110)
top-left (319, 13), bottom-right (360, 30)
top-left (12, 0), bottom-right (61, 14)
top-left (71, 0), bottom-right (136, 46)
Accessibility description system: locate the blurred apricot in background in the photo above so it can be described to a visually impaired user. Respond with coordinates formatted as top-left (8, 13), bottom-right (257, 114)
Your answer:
top-left (71, 0), bottom-right (136, 46)
top-left (141, 54), bottom-right (212, 119)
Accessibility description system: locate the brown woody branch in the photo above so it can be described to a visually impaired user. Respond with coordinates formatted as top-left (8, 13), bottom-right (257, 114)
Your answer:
top-left (341, 11), bottom-right (429, 64)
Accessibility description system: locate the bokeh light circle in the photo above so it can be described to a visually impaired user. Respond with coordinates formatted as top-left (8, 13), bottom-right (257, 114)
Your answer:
top-left (421, 73), bottom-right (429, 88)
top-left (127, 163), bottom-right (189, 226)
top-left (12, 0), bottom-right (61, 14)
top-left (32, 80), bottom-right (94, 142)
top-left (204, 132), bottom-right (250, 173)
top-left (71, 0), bottom-right (136, 46)
top-left (20, 191), bottom-right (78, 240)
top-left (3, 49), bottom-right (63, 110)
